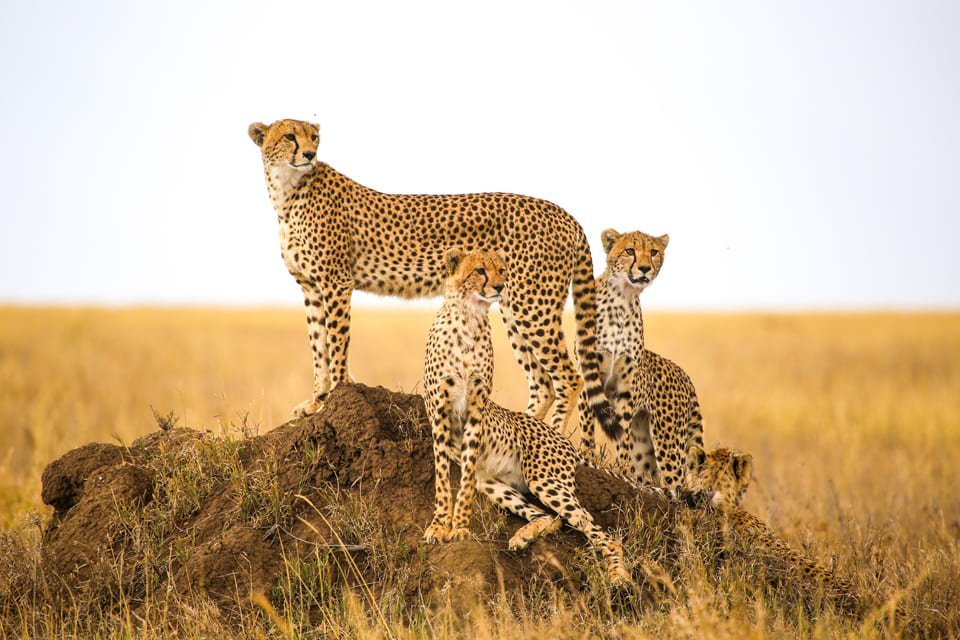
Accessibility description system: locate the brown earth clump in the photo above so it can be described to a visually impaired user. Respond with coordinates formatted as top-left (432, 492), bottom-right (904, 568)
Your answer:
top-left (34, 383), bottom-right (865, 621)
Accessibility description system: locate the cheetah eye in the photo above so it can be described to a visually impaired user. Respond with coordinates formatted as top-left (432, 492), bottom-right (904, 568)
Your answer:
top-left (650, 249), bottom-right (659, 257)
top-left (284, 133), bottom-right (296, 142)
top-left (475, 268), bottom-right (486, 276)
top-left (311, 134), bottom-right (318, 142)
top-left (624, 248), bottom-right (635, 256)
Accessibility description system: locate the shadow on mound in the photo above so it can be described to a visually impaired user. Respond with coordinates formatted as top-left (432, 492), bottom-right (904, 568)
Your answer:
top-left (36, 383), bottom-right (864, 620)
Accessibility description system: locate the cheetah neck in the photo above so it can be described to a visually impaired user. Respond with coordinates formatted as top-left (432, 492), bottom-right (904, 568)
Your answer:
top-left (263, 162), bottom-right (319, 220)
top-left (596, 271), bottom-right (645, 360)
top-left (440, 292), bottom-right (493, 351)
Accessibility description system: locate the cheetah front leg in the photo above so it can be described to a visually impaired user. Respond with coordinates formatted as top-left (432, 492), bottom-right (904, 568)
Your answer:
top-left (292, 283), bottom-right (331, 418)
top-left (320, 280), bottom-right (354, 384)
top-left (424, 392), bottom-right (457, 544)
top-left (606, 364), bottom-right (645, 478)
top-left (447, 378), bottom-right (489, 541)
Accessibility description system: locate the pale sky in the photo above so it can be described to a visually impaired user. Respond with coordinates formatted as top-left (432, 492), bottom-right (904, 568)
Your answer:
top-left (1, 1), bottom-right (958, 309)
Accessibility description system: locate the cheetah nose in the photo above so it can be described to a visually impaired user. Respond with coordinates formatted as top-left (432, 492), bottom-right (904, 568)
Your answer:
top-left (492, 284), bottom-right (504, 294)
top-left (638, 265), bottom-right (651, 274)
top-left (303, 150), bottom-right (316, 161)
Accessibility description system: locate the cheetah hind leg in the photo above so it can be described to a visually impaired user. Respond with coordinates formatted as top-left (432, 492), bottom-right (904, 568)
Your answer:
top-left (501, 304), bottom-right (555, 420)
top-left (529, 477), bottom-right (632, 586)
top-left (477, 479), bottom-right (559, 549)
top-left (291, 371), bottom-right (358, 418)
top-left (509, 515), bottom-right (563, 550)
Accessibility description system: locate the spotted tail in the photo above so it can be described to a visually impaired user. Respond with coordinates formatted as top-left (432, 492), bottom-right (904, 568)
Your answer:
top-left (571, 233), bottom-right (622, 440)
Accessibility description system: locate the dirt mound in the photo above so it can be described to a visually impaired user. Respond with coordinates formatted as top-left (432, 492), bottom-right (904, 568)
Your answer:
top-left (36, 383), bottom-right (862, 619)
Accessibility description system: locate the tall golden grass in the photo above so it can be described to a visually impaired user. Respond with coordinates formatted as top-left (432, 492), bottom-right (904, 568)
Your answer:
top-left (1, 306), bottom-right (958, 636)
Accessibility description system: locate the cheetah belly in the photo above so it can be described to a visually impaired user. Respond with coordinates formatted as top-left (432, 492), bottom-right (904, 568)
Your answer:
top-left (478, 442), bottom-right (527, 493)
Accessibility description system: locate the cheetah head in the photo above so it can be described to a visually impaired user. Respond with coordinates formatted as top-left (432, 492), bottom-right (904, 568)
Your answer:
top-left (443, 248), bottom-right (508, 310)
top-left (684, 445), bottom-right (753, 509)
top-left (248, 119), bottom-right (320, 173)
top-left (601, 229), bottom-right (669, 293)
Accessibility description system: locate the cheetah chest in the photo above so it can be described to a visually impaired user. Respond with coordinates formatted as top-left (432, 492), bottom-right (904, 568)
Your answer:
top-left (278, 220), bottom-right (303, 277)
top-left (598, 304), bottom-right (642, 386)
top-left (437, 328), bottom-right (491, 424)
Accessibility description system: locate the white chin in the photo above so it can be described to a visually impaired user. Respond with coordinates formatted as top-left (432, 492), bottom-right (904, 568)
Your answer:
top-left (616, 278), bottom-right (645, 294)
top-left (470, 295), bottom-right (495, 309)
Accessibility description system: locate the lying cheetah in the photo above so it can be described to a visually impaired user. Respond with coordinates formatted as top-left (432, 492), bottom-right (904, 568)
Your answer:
top-left (247, 120), bottom-right (617, 438)
top-left (685, 446), bottom-right (862, 611)
top-left (422, 249), bottom-right (630, 583)
top-left (579, 229), bottom-right (703, 493)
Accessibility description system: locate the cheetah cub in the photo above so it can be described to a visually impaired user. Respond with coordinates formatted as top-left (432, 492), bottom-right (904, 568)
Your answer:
top-left (423, 249), bottom-right (631, 584)
top-left (580, 229), bottom-right (710, 495)
top-left (685, 447), bottom-right (862, 609)
top-left (684, 446), bottom-right (753, 508)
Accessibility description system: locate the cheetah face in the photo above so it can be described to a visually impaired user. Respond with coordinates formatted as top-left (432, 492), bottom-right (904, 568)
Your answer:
top-left (443, 248), bottom-right (508, 309)
top-left (684, 445), bottom-right (753, 508)
top-left (601, 229), bottom-right (669, 293)
top-left (248, 119), bottom-right (320, 173)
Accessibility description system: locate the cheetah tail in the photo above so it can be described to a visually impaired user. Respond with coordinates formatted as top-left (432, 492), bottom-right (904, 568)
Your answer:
top-left (572, 232), bottom-right (622, 440)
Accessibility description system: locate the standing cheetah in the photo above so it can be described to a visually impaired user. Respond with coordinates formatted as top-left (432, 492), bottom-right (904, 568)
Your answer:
top-left (579, 229), bottom-right (707, 494)
top-left (248, 119), bottom-right (617, 438)
top-left (422, 248), bottom-right (631, 584)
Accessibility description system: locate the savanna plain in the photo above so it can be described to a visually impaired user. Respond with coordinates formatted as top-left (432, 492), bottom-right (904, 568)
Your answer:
top-left (1, 306), bottom-right (958, 638)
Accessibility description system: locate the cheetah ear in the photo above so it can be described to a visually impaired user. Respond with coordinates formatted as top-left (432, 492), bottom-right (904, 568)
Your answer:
top-left (657, 234), bottom-right (670, 248)
top-left (495, 250), bottom-right (509, 268)
top-left (248, 122), bottom-right (270, 147)
top-left (732, 452), bottom-right (753, 483)
top-left (444, 248), bottom-right (465, 276)
top-left (601, 229), bottom-right (621, 254)
top-left (687, 444), bottom-right (706, 470)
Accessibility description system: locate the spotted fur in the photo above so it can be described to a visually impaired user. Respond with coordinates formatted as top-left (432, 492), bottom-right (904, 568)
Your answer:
top-left (684, 446), bottom-right (753, 508)
top-left (248, 119), bottom-right (616, 436)
top-left (422, 250), bottom-right (630, 584)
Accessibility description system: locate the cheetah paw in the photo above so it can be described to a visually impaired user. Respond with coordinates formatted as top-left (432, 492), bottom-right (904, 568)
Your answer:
top-left (444, 526), bottom-right (472, 542)
top-left (292, 397), bottom-right (324, 418)
top-left (508, 516), bottom-right (562, 551)
top-left (423, 523), bottom-right (449, 544)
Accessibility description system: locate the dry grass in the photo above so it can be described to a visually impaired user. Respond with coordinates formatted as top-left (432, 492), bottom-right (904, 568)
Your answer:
top-left (1, 306), bottom-right (958, 637)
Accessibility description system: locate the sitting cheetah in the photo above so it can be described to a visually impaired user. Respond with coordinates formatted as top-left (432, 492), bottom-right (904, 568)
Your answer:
top-left (685, 446), bottom-right (862, 611)
top-left (422, 249), bottom-right (630, 584)
top-left (579, 228), bottom-right (703, 494)
top-left (247, 120), bottom-right (617, 438)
